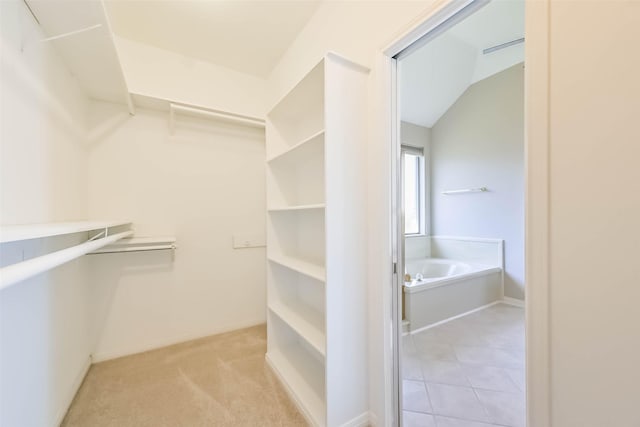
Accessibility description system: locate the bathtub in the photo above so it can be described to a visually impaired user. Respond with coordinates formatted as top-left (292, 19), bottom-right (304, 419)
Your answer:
top-left (404, 258), bottom-right (502, 332)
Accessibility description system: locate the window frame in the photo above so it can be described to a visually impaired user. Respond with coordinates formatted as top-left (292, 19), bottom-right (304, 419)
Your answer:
top-left (401, 144), bottom-right (427, 237)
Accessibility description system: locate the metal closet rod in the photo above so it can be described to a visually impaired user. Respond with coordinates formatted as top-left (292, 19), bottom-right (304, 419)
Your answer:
top-left (0, 230), bottom-right (133, 291)
top-left (169, 103), bottom-right (265, 132)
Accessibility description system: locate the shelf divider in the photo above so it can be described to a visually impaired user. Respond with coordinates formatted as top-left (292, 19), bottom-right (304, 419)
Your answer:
top-left (269, 303), bottom-right (325, 357)
top-left (267, 130), bottom-right (325, 164)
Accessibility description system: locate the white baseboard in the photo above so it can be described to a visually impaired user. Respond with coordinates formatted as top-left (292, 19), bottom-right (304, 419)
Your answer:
top-left (502, 296), bottom-right (525, 307)
top-left (340, 411), bottom-right (370, 427)
top-left (265, 354), bottom-right (320, 427)
top-left (368, 412), bottom-right (379, 427)
top-left (409, 301), bottom-right (501, 335)
top-left (92, 319), bottom-right (266, 362)
top-left (55, 355), bottom-right (91, 427)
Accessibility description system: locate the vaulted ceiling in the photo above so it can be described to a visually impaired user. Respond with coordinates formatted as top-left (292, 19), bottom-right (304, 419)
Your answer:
top-left (104, 0), bottom-right (321, 78)
top-left (400, 0), bottom-right (525, 128)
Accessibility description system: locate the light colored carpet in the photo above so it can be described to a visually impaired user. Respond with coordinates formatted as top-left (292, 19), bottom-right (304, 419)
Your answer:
top-left (62, 324), bottom-right (307, 427)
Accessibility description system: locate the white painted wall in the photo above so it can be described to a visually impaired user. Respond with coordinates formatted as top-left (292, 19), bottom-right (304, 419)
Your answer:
top-left (0, 1), bottom-right (92, 425)
top-left (115, 36), bottom-right (267, 118)
top-left (266, 2), bottom-right (434, 424)
top-left (545, 1), bottom-right (640, 425)
top-left (86, 102), bottom-right (267, 361)
top-left (430, 64), bottom-right (524, 299)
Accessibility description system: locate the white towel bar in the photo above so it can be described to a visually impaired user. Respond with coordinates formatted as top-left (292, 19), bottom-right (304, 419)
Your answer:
top-left (442, 187), bottom-right (488, 195)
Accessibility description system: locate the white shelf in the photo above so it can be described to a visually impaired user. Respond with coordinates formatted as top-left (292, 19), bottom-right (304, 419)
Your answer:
top-left (267, 61), bottom-right (325, 156)
top-left (266, 345), bottom-right (326, 427)
top-left (268, 254), bottom-right (325, 283)
top-left (0, 221), bottom-right (132, 244)
top-left (269, 302), bottom-right (325, 357)
top-left (268, 204), bottom-right (325, 212)
top-left (25, 0), bottom-right (132, 111)
top-left (267, 130), bottom-right (325, 164)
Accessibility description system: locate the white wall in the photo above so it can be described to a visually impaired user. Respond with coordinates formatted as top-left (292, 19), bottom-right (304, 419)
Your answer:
top-left (115, 37), bottom-right (267, 118)
top-left (430, 64), bottom-right (524, 299)
top-left (86, 102), bottom-right (267, 360)
top-left (266, 2), bottom-right (434, 424)
top-left (0, 1), bottom-right (92, 425)
top-left (401, 121), bottom-right (431, 260)
top-left (545, 1), bottom-right (640, 425)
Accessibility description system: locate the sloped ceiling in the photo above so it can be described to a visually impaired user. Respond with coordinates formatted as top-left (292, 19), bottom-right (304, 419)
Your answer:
top-left (104, 0), bottom-right (321, 78)
top-left (400, 0), bottom-right (525, 128)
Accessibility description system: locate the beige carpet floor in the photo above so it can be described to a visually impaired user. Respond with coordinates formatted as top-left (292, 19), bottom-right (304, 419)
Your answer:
top-left (62, 324), bottom-right (307, 427)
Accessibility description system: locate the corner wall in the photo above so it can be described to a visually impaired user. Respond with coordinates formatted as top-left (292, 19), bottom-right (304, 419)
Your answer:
top-left (115, 37), bottom-right (267, 118)
top-left (431, 64), bottom-right (524, 299)
top-left (547, 1), bottom-right (640, 425)
top-left (86, 102), bottom-right (267, 360)
top-left (0, 1), bottom-right (92, 425)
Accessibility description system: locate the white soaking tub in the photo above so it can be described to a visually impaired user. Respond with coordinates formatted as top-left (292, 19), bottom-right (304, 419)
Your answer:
top-left (404, 258), bottom-right (502, 332)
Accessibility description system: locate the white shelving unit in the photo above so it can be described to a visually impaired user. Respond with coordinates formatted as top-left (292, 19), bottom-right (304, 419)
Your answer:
top-left (265, 53), bottom-right (369, 427)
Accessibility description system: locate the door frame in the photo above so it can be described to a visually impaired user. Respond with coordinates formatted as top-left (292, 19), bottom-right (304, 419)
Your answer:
top-left (374, 0), bottom-right (551, 425)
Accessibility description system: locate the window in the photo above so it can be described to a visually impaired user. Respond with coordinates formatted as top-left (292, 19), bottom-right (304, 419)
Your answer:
top-left (402, 145), bottom-right (426, 235)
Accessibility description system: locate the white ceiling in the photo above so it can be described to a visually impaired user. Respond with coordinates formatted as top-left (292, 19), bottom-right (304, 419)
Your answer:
top-left (104, 0), bottom-right (321, 78)
top-left (400, 0), bottom-right (525, 128)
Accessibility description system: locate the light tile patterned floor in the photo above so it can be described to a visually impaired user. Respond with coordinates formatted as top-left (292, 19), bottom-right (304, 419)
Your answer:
top-left (402, 303), bottom-right (525, 427)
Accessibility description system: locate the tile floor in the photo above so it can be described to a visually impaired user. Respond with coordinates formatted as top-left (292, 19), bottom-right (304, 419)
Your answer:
top-left (402, 303), bottom-right (525, 427)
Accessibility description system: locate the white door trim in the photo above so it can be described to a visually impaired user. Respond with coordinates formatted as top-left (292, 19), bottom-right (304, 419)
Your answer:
top-left (374, 0), bottom-right (551, 425)
top-left (523, 0), bottom-right (551, 425)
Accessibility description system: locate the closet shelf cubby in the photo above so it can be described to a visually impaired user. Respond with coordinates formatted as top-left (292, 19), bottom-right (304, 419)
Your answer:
top-left (266, 314), bottom-right (326, 426)
top-left (268, 302), bottom-right (325, 357)
top-left (266, 130), bottom-right (325, 164)
top-left (267, 254), bottom-right (325, 283)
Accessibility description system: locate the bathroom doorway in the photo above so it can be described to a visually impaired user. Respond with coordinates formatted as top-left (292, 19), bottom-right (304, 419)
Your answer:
top-left (392, 1), bottom-right (526, 425)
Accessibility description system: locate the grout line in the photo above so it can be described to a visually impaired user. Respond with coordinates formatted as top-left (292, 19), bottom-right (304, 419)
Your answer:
top-left (404, 304), bottom-right (525, 427)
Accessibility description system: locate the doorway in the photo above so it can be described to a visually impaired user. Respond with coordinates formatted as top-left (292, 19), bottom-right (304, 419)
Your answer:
top-left (390, 1), bottom-right (526, 425)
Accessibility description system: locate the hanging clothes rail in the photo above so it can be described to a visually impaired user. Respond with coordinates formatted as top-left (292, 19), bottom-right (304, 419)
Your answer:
top-left (0, 230), bottom-right (133, 291)
top-left (88, 236), bottom-right (177, 254)
top-left (169, 102), bottom-right (265, 133)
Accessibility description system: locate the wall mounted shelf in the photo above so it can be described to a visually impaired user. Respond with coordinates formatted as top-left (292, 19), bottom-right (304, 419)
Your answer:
top-left (0, 221), bottom-right (131, 244)
top-left (25, 0), bottom-right (134, 113)
top-left (88, 236), bottom-right (177, 254)
top-left (0, 221), bottom-right (134, 290)
top-left (268, 204), bottom-right (325, 213)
